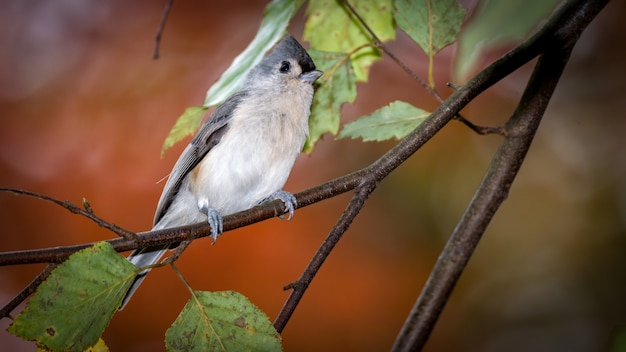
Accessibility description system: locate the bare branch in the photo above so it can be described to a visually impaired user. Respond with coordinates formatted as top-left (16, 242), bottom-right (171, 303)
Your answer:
top-left (392, 0), bottom-right (609, 350)
top-left (0, 188), bottom-right (136, 242)
top-left (0, 263), bottom-right (58, 319)
top-left (153, 0), bottom-right (174, 59)
top-left (340, 0), bottom-right (432, 96)
top-left (394, 45), bottom-right (575, 352)
top-left (274, 179), bottom-right (377, 332)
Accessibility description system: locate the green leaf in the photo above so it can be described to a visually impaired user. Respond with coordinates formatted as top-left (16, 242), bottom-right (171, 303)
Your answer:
top-left (338, 101), bottom-right (429, 142)
top-left (166, 291), bottom-right (281, 352)
top-left (8, 242), bottom-right (136, 352)
top-left (455, 0), bottom-right (561, 79)
top-left (204, 0), bottom-right (303, 107)
top-left (303, 0), bottom-right (395, 82)
top-left (304, 50), bottom-right (357, 153)
top-left (394, 0), bottom-right (466, 87)
top-left (161, 106), bottom-right (207, 157)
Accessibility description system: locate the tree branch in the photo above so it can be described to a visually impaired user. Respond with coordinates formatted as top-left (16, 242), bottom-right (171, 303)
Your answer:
top-left (340, 0), bottom-right (503, 136)
top-left (274, 179), bottom-right (377, 332)
top-left (153, 0), bottom-right (174, 59)
top-left (0, 188), bottom-right (136, 241)
top-left (0, 171), bottom-right (367, 266)
top-left (393, 45), bottom-right (574, 352)
top-left (391, 0), bottom-right (609, 350)
top-left (0, 263), bottom-right (58, 320)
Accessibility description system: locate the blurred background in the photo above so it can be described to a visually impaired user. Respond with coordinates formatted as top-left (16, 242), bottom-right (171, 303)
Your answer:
top-left (1, 1), bottom-right (625, 351)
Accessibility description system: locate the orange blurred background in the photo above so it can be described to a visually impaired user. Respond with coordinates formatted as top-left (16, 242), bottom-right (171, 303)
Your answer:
top-left (1, 1), bottom-right (625, 351)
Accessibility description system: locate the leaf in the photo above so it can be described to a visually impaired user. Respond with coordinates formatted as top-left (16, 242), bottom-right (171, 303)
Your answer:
top-left (165, 291), bottom-right (281, 352)
top-left (394, 0), bottom-right (466, 87)
top-left (161, 106), bottom-right (207, 157)
top-left (8, 242), bottom-right (136, 352)
top-left (454, 0), bottom-right (561, 79)
top-left (83, 338), bottom-right (110, 352)
top-left (37, 338), bottom-right (110, 352)
top-left (303, 0), bottom-right (395, 82)
top-left (338, 101), bottom-right (429, 142)
top-left (204, 0), bottom-right (303, 107)
top-left (304, 50), bottom-right (357, 153)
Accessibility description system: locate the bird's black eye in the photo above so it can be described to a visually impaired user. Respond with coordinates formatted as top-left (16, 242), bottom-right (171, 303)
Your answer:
top-left (279, 61), bottom-right (291, 73)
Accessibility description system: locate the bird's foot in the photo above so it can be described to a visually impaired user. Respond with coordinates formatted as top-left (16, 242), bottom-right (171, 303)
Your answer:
top-left (266, 190), bottom-right (297, 221)
top-left (203, 207), bottom-right (223, 244)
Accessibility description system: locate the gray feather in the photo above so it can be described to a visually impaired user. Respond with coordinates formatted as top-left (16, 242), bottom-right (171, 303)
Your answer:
top-left (153, 92), bottom-right (247, 225)
top-left (120, 93), bottom-right (247, 310)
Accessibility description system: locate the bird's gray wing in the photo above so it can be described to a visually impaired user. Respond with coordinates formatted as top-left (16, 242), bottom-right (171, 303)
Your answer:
top-left (153, 91), bottom-right (247, 225)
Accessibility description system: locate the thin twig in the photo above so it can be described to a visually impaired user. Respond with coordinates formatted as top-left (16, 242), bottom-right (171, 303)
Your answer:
top-left (169, 262), bottom-right (227, 349)
top-left (162, 240), bottom-right (191, 265)
top-left (455, 116), bottom-right (508, 135)
top-left (0, 188), bottom-right (136, 241)
top-left (274, 181), bottom-right (376, 332)
top-left (340, 0), bottom-right (504, 136)
top-left (153, 0), bottom-right (174, 59)
top-left (0, 263), bottom-right (58, 319)
top-left (340, 0), bottom-right (431, 95)
top-left (170, 262), bottom-right (193, 295)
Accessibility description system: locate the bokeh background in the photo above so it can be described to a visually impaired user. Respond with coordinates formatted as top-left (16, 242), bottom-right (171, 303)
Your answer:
top-left (1, 1), bottom-right (625, 351)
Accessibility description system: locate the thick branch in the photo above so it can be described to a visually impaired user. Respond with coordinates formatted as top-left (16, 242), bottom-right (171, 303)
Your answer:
top-left (341, 0), bottom-right (503, 136)
top-left (394, 46), bottom-right (573, 352)
top-left (391, 0), bottom-right (608, 350)
top-left (0, 173), bottom-right (363, 266)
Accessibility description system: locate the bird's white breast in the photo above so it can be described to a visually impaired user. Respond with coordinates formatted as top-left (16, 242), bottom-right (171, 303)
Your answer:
top-left (189, 86), bottom-right (312, 215)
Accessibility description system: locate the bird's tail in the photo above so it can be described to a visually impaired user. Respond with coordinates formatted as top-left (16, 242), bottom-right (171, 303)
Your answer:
top-left (119, 243), bottom-right (169, 310)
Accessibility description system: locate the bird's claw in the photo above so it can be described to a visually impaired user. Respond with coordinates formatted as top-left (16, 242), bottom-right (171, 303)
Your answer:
top-left (206, 208), bottom-right (223, 244)
top-left (269, 190), bottom-right (297, 221)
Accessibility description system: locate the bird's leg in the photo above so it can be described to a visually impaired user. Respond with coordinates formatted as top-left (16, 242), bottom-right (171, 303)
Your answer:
top-left (198, 201), bottom-right (224, 244)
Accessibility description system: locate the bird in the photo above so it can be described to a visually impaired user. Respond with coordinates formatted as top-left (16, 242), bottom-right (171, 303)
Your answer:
top-left (119, 35), bottom-right (323, 309)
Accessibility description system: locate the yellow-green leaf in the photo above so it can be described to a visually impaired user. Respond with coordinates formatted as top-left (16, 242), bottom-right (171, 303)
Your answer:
top-left (161, 106), bottom-right (207, 157)
top-left (83, 338), bottom-right (110, 352)
top-left (8, 242), bottom-right (136, 352)
top-left (304, 0), bottom-right (395, 82)
top-left (338, 101), bottom-right (429, 142)
top-left (304, 50), bottom-right (357, 153)
top-left (394, 0), bottom-right (466, 87)
top-left (166, 291), bottom-right (281, 352)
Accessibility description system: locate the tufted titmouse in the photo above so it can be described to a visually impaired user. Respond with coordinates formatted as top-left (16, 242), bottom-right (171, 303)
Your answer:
top-left (120, 35), bottom-right (322, 309)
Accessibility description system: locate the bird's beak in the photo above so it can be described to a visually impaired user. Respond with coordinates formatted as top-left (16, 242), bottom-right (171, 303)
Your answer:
top-left (300, 70), bottom-right (323, 84)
